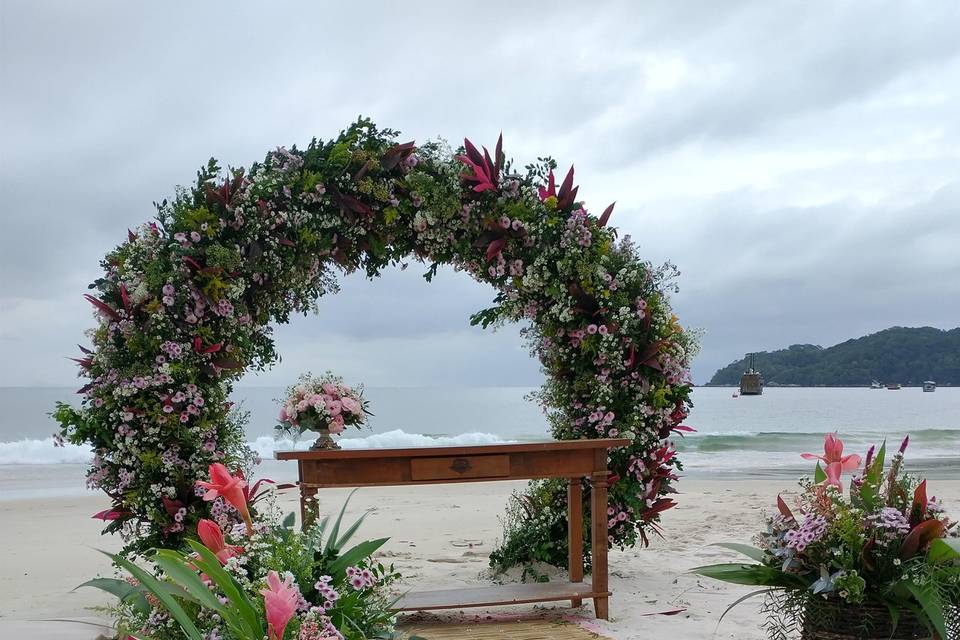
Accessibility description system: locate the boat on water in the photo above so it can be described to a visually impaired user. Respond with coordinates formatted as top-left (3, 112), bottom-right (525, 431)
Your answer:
top-left (886, 383), bottom-right (902, 390)
top-left (739, 353), bottom-right (763, 396)
top-left (923, 381), bottom-right (937, 392)
top-left (870, 381), bottom-right (883, 389)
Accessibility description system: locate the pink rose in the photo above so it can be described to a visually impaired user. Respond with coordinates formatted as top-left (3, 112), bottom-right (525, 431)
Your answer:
top-left (329, 414), bottom-right (345, 434)
top-left (325, 399), bottom-right (342, 416)
top-left (322, 383), bottom-right (337, 395)
top-left (340, 396), bottom-right (362, 416)
top-left (279, 408), bottom-right (288, 421)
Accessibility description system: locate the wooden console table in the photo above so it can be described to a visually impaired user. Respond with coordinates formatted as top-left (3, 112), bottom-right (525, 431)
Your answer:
top-left (276, 438), bottom-right (630, 620)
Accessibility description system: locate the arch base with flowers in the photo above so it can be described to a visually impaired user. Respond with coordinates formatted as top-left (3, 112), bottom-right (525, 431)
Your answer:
top-left (55, 118), bottom-right (696, 567)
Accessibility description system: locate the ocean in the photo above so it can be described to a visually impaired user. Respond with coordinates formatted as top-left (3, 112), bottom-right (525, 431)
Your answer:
top-left (2, 386), bottom-right (959, 500)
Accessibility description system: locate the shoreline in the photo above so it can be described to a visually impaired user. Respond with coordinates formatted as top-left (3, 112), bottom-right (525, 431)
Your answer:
top-left (6, 458), bottom-right (960, 503)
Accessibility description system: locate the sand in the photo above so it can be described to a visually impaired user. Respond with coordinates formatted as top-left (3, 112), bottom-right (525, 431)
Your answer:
top-left (1, 478), bottom-right (957, 639)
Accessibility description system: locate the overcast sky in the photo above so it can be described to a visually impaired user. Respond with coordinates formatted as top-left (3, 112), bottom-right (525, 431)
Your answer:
top-left (2, 1), bottom-right (959, 388)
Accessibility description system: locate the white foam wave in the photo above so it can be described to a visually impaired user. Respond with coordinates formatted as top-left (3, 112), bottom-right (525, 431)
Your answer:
top-left (0, 437), bottom-right (94, 465)
top-left (249, 429), bottom-right (512, 460)
top-left (0, 430), bottom-right (513, 465)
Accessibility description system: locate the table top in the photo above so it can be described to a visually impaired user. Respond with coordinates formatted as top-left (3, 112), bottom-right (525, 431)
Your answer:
top-left (275, 438), bottom-right (631, 461)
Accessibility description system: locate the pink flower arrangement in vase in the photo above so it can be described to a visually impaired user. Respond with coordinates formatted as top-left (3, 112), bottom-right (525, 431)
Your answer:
top-left (276, 372), bottom-right (370, 450)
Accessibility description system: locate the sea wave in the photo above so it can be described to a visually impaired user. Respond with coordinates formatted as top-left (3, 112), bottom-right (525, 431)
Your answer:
top-left (248, 430), bottom-right (513, 460)
top-left (0, 437), bottom-right (93, 465)
top-left (0, 430), bottom-right (513, 465)
top-left (677, 428), bottom-right (960, 453)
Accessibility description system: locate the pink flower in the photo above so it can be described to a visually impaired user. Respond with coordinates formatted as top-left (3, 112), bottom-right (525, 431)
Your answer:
top-left (261, 571), bottom-right (299, 640)
top-left (324, 398), bottom-right (342, 416)
top-left (322, 383), bottom-right (337, 395)
top-left (197, 519), bottom-right (242, 564)
top-left (340, 396), bottom-right (362, 416)
top-left (802, 433), bottom-right (862, 488)
top-left (329, 414), bottom-right (345, 434)
top-left (196, 463), bottom-right (252, 535)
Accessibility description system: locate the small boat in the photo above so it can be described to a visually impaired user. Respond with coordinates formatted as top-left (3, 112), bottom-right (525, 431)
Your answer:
top-left (923, 381), bottom-right (936, 393)
top-left (739, 353), bottom-right (764, 396)
top-left (732, 392), bottom-right (739, 398)
top-left (886, 383), bottom-right (902, 390)
top-left (870, 381), bottom-right (883, 390)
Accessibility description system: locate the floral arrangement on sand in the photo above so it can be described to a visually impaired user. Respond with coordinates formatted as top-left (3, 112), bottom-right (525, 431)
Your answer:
top-left (86, 463), bottom-right (405, 640)
top-left (694, 434), bottom-right (960, 639)
top-left (52, 118), bottom-right (696, 566)
top-left (276, 372), bottom-right (370, 449)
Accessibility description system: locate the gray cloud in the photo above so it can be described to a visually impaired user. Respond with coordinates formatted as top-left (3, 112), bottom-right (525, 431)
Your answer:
top-left (2, 0), bottom-right (959, 386)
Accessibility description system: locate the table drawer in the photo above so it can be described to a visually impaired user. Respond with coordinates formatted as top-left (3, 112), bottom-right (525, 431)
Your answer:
top-left (410, 454), bottom-right (510, 481)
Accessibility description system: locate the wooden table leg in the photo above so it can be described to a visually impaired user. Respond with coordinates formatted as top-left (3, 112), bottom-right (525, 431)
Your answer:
top-left (590, 471), bottom-right (609, 620)
top-left (300, 484), bottom-right (318, 528)
top-left (567, 477), bottom-right (584, 608)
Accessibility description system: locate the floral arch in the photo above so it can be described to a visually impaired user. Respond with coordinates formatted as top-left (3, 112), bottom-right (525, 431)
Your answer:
top-left (55, 119), bottom-right (695, 562)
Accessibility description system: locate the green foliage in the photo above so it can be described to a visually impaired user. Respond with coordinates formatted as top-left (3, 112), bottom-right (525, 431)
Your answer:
top-left (488, 480), bottom-right (580, 578)
top-left (86, 493), bottom-right (403, 640)
top-left (708, 326), bottom-right (960, 386)
top-left (692, 440), bottom-right (960, 638)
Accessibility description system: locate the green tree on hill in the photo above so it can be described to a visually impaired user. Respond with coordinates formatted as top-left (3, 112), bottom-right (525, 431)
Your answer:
top-left (708, 326), bottom-right (960, 386)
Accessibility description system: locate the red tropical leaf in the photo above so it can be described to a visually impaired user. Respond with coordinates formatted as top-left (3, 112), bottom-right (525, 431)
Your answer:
top-left (70, 356), bottom-right (94, 369)
top-left (127, 229), bottom-right (136, 242)
top-left (83, 294), bottom-right (120, 321)
top-left (182, 256), bottom-right (204, 271)
top-left (494, 132), bottom-right (504, 175)
top-left (463, 138), bottom-right (485, 167)
top-left (278, 237), bottom-right (295, 247)
top-left (482, 146), bottom-right (498, 187)
top-left (900, 518), bottom-right (945, 559)
top-left (486, 238), bottom-right (506, 262)
top-left (910, 479), bottom-right (928, 526)
top-left (381, 140), bottom-right (416, 171)
top-left (337, 193), bottom-right (373, 216)
top-left (538, 169), bottom-right (557, 202)
top-left (556, 165), bottom-right (577, 209)
top-left (672, 425), bottom-right (696, 437)
top-left (119, 284), bottom-right (131, 312)
top-left (598, 202), bottom-right (616, 227)
top-left (625, 344), bottom-right (637, 369)
top-left (78, 344), bottom-right (93, 354)
top-left (210, 355), bottom-right (243, 370)
top-left (777, 495), bottom-right (796, 523)
top-left (161, 497), bottom-right (184, 518)
top-left (642, 498), bottom-right (676, 519)
top-left (92, 508), bottom-right (129, 521)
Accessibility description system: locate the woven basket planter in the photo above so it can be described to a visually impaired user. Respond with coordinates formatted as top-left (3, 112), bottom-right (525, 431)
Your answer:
top-left (800, 600), bottom-right (958, 640)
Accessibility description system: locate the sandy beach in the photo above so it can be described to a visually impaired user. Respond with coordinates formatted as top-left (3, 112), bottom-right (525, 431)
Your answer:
top-left (2, 477), bottom-right (957, 639)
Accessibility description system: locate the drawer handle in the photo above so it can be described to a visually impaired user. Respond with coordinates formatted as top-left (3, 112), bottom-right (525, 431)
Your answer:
top-left (450, 458), bottom-right (472, 474)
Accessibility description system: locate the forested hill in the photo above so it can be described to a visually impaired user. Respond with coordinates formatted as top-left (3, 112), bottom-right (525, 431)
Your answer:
top-left (708, 327), bottom-right (960, 387)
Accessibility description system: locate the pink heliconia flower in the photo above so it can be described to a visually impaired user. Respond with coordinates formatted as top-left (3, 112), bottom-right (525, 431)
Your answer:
top-left (261, 570), bottom-right (299, 640)
top-left (196, 463), bottom-right (253, 534)
top-left (802, 433), bottom-right (862, 488)
top-left (197, 519), bottom-right (243, 564)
